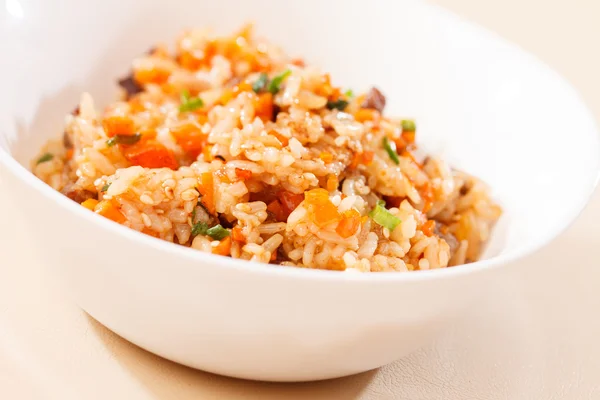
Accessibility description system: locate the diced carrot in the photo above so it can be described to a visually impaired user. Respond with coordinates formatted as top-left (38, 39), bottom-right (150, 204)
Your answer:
top-left (231, 226), bottom-right (246, 244)
top-left (219, 88), bottom-right (234, 105)
top-left (336, 209), bottom-right (361, 238)
top-left (350, 151), bottom-right (374, 169)
top-left (94, 200), bottom-right (126, 223)
top-left (197, 172), bottom-right (215, 214)
top-left (254, 92), bottom-right (274, 122)
top-left (422, 220), bottom-right (436, 237)
top-left (65, 148), bottom-right (74, 160)
top-left (134, 66), bottom-right (171, 85)
top-left (202, 144), bottom-right (213, 162)
top-left (123, 140), bottom-right (178, 170)
top-left (326, 174), bottom-right (339, 192)
top-left (319, 152), bottom-right (334, 163)
top-left (304, 188), bottom-right (341, 228)
top-left (81, 198), bottom-right (98, 211)
top-left (312, 201), bottom-right (341, 228)
top-left (213, 236), bottom-right (232, 256)
top-left (234, 81), bottom-right (253, 94)
top-left (142, 227), bottom-right (161, 238)
top-left (170, 122), bottom-right (206, 159)
top-left (267, 200), bottom-right (287, 222)
top-left (179, 51), bottom-right (205, 71)
top-left (128, 97), bottom-right (146, 113)
top-left (362, 151), bottom-right (374, 166)
top-left (394, 136), bottom-right (407, 151)
top-left (354, 108), bottom-right (381, 124)
top-left (269, 130), bottom-right (289, 147)
top-left (291, 58), bottom-right (306, 67)
top-left (402, 130), bottom-right (416, 144)
top-left (278, 191), bottom-right (304, 216)
top-left (102, 115), bottom-right (135, 137)
top-left (235, 168), bottom-right (253, 181)
top-left (314, 73), bottom-right (332, 97)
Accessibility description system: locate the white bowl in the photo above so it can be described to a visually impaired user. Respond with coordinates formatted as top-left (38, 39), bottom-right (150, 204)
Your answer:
top-left (0, 0), bottom-right (598, 382)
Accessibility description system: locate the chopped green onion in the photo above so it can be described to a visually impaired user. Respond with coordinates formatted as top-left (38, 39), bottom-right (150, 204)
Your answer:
top-left (369, 202), bottom-right (401, 231)
top-left (267, 69), bottom-right (291, 94)
top-left (36, 153), bottom-right (54, 165)
top-left (107, 133), bottom-right (142, 147)
top-left (382, 137), bottom-right (400, 165)
top-left (206, 224), bottom-right (230, 240)
top-left (377, 199), bottom-right (386, 207)
top-left (344, 89), bottom-right (354, 98)
top-left (191, 222), bottom-right (230, 240)
top-left (101, 183), bottom-right (111, 192)
top-left (252, 73), bottom-right (269, 93)
top-left (326, 99), bottom-right (349, 111)
top-left (401, 119), bottom-right (416, 132)
top-left (191, 222), bottom-right (209, 237)
top-left (179, 90), bottom-right (204, 112)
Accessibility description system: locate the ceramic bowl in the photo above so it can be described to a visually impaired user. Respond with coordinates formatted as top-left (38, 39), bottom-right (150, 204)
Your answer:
top-left (0, 0), bottom-right (598, 381)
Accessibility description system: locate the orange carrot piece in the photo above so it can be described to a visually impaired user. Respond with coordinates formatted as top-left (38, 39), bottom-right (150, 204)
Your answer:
top-left (170, 122), bottom-right (206, 159)
top-left (319, 152), bottom-right (334, 163)
top-left (402, 131), bottom-right (416, 144)
top-left (234, 168), bottom-right (253, 181)
top-left (305, 188), bottom-right (341, 227)
top-left (362, 151), bottom-right (374, 166)
top-left (65, 148), bottom-right (74, 160)
top-left (254, 92), bottom-right (274, 122)
top-left (81, 198), bottom-right (98, 211)
top-left (422, 220), bottom-right (436, 237)
top-left (123, 140), bottom-right (178, 169)
top-left (354, 108), bottom-right (381, 124)
top-left (231, 226), bottom-right (246, 244)
top-left (213, 236), bottom-right (232, 256)
top-left (326, 174), bottom-right (339, 192)
top-left (197, 172), bottom-right (215, 214)
top-left (134, 66), bottom-right (171, 85)
top-left (102, 115), bottom-right (135, 137)
top-left (336, 209), bottom-right (361, 238)
top-left (94, 200), bottom-right (126, 223)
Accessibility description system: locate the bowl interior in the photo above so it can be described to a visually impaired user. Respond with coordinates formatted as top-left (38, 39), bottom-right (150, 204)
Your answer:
top-left (1, 0), bottom-right (598, 261)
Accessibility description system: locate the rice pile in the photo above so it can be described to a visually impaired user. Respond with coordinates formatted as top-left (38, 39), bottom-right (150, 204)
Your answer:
top-left (32, 25), bottom-right (501, 272)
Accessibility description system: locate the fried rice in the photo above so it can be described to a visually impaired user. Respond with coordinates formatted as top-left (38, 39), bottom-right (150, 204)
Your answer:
top-left (31, 25), bottom-right (502, 272)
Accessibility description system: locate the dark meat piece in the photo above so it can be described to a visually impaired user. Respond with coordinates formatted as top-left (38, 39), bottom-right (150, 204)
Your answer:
top-left (118, 74), bottom-right (143, 99)
top-left (61, 184), bottom-right (96, 204)
top-left (272, 104), bottom-right (281, 122)
top-left (218, 214), bottom-right (235, 229)
top-left (361, 87), bottom-right (386, 113)
top-left (63, 131), bottom-right (73, 149)
top-left (71, 106), bottom-right (80, 116)
top-left (434, 223), bottom-right (459, 255)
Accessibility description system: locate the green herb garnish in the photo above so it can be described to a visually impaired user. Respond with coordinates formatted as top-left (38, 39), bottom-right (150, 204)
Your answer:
top-left (267, 69), bottom-right (291, 94)
top-left (191, 222), bottom-right (230, 240)
top-left (179, 90), bottom-right (204, 112)
top-left (106, 133), bottom-right (142, 147)
top-left (344, 89), bottom-right (354, 98)
top-left (252, 73), bottom-right (269, 93)
top-left (36, 153), bottom-right (54, 165)
top-left (369, 202), bottom-right (401, 231)
top-left (401, 119), bottom-right (416, 132)
top-left (326, 99), bottom-right (349, 111)
top-left (191, 221), bottom-right (209, 237)
top-left (382, 137), bottom-right (400, 165)
top-left (206, 224), bottom-right (230, 240)
top-left (101, 183), bottom-right (111, 192)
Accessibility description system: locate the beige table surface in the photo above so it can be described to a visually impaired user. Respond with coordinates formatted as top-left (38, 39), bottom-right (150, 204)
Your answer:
top-left (1, 0), bottom-right (599, 399)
